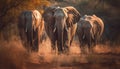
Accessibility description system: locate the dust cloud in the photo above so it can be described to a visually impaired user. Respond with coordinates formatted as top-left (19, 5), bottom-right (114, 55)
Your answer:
top-left (0, 36), bottom-right (120, 69)
top-left (28, 37), bottom-right (120, 65)
top-left (0, 36), bottom-right (28, 69)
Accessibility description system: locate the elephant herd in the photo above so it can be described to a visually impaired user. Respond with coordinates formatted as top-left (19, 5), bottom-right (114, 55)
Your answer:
top-left (18, 6), bottom-right (104, 54)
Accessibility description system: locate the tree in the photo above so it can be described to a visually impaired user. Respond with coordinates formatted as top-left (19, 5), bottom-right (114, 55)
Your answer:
top-left (0, 0), bottom-right (50, 31)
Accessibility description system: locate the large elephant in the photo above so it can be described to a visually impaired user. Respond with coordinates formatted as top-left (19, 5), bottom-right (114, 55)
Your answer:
top-left (18, 10), bottom-right (44, 52)
top-left (76, 15), bottom-right (104, 53)
top-left (43, 6), bottom-right (81, 54)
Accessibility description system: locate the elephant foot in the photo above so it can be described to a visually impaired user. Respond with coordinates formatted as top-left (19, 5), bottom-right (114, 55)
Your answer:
top-left (80, 46), bottom-right (86, 54)
top-left (63, 47), bottom-right (70, 55)
top-left (26, 45), bottom-right (32, 53)
top-left (31, 46), bottom-right (39, 52)
top-left (80, 50), bottom-right (86, 55)
top-left (52, 46), bottom-right (56, 51)
top-left (58, 51), bottom-right (63, 55)
top-left (51, 49), bottom-right (58, 55)
top-left (63, 51), bottom-right (69, 55)
top-left (87, 48), bottom-right (93, 55)
top-left (27, 48), bottom-right (32, 54)
top-left (57, 47), bottom-right (63, 54)
top-left (34, 49), bottom-right (39, 52)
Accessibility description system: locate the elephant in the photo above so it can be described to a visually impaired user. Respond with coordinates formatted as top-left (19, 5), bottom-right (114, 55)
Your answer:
top-left (76, 14), bottom-right (104, 53)
top-left (43, 6), bottom-right (81, 54)
top-left (18, 10), bottom-right (44, 52)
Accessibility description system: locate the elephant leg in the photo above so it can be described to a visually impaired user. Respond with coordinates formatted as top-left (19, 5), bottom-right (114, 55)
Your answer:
top-left (95, 33), bottom-right (100, 46)
top-left (94, 38), bottom-right (97, 46)
top-left (33, 29), bottom-right (40, 52)
top-left (51, 39), bottom-right (58, 55)
top-left (79, 37), bottom-right (85, 54)
top-left (34, 33), bottom-right (39, 52)
top-left (76, 30), bottom-right (84, 54)
top-left (70, 36), bottom-right (73, 46)
top-left (63, 29), bottom-right (70, 54)
top-left (26, 31), bottom-right (32, 52)
top-left (49, 31), bottom-right (57, 54)
top-left (40, 30), bottom-right (47, 43)
top-left (34, 38), bottom-right (38, 52)
top-left (88, 38), bottom-right (92, 53)
top-left (64, 40), bottom-right (70, 54)
top-left (77, 32), bottom-right (84, 48)
top-left (52, 30), bottom-right (57, 51)
top-left (51, 38), bottom-right (56, 51)
top-left (20, 29), bottom-right (27, 49)
top-left (70, 23), bottom-right (77, 46)
top-left (87, 33), bottom-right (92, 54)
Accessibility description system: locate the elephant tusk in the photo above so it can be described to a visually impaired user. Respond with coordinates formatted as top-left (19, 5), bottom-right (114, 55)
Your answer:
top-left (25, 28), bottom-right (27, 32)
top-left (65, 27), bottom-right (68, 32)
top-left (53, 27), bottom-right (56, 32)
top-left (82, 35), bottom-right (85, 39)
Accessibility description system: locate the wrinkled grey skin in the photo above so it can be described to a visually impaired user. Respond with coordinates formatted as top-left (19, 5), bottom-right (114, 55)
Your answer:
top-left (18, 10), bottom-right (44, 52)
top-left (76, 15), bottom-right (104, 53)
top-left (43, 6), bottom-right (81, 54)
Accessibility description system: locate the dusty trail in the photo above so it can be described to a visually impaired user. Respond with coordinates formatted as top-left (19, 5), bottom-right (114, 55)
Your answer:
top-left (24, 39), bottom-right (120, 69)
top-left (0, 38), bottom-right (120, 69)
top-left (25, 54), bottom-right (120, 69)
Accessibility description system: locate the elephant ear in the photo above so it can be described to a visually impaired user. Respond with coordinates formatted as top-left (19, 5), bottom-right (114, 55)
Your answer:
top-left (65, 6), bottom-right (81, 27)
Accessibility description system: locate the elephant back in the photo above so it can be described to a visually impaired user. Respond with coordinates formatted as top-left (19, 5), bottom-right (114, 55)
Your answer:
top-left (85, 15), bottom-right (104, 36)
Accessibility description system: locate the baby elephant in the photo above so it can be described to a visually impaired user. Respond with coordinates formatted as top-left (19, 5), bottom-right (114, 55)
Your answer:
top-left (76, 15), bottom-right (104, 54)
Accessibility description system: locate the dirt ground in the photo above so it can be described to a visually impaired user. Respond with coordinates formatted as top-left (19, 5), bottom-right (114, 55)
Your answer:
top-left (0, 38), bottom-right (120, 69)
top-left (26, 54), bottom-right (120, 69)
top-left (24, 39), bottom-right (120, 69)
top-left (25, 52), bottom-right (120, 69)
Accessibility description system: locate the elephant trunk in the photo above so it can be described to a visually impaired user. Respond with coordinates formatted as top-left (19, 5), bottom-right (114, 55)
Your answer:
top-left (58, 28), bottom-right (63, 52)
top-left (54, 21), bottom-right (65, 53)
